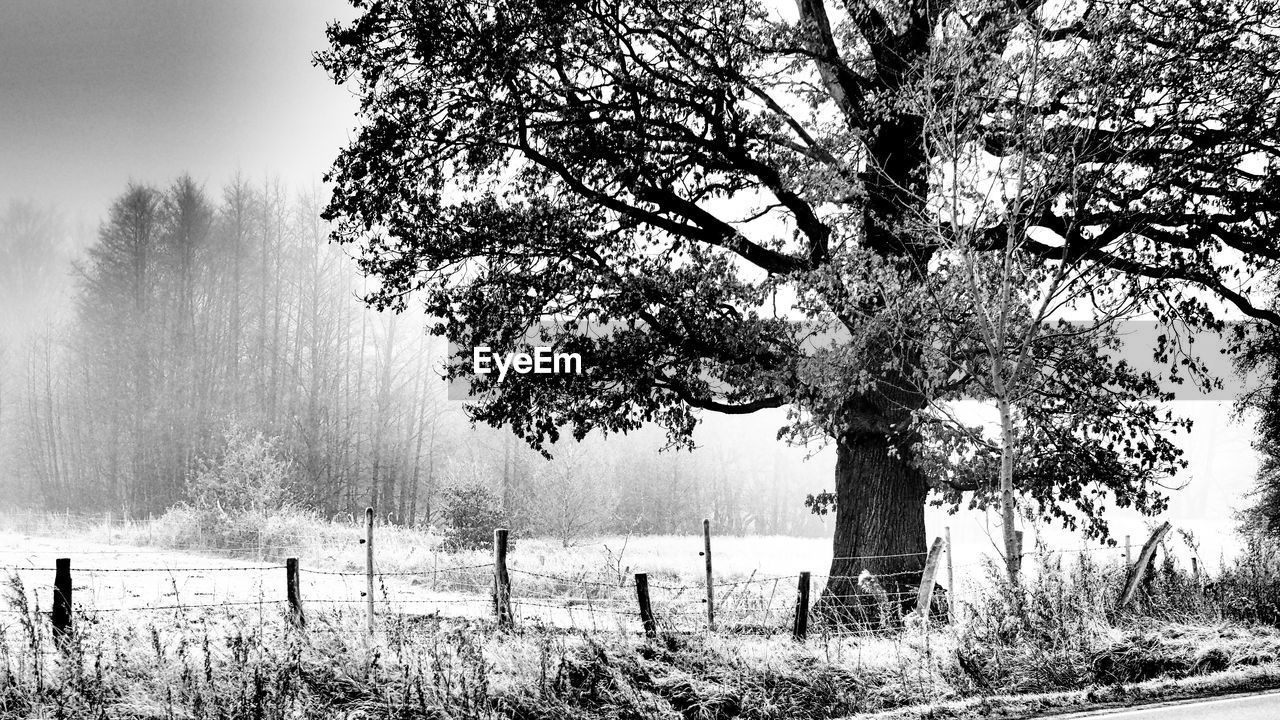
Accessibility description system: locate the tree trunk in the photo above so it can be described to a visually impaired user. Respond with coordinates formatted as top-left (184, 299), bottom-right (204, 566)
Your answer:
top-left (998, 397), bottom-right (1020, 584)
top-left (820, 428), bottom-right (928, 624)
top-left (815, 103), bottom-right (932, 624)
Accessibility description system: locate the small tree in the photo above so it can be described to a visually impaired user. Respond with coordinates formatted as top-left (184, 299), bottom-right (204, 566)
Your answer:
top-left (188, 423), bottom-right (292, 512)
top-left (438, 481), bottom-right (506, 551)
top-left (528, 442), bottom-right (614, 547)
top-left (909, 14), bottom-right (1187, 584)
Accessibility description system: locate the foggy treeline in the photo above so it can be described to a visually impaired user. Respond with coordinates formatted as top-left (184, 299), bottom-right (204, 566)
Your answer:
top-left (0, 179), bottom-right (828, 539)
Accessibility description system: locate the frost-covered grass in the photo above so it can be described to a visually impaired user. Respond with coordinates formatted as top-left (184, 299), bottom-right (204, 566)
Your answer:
top-left (5, 511), bottom-right (1280, 718)
top-left (2, 509), bottom-right (835, 630)
top-left (0, 575), bottom-right (1278, 720)
top-left (71, 508), bottom-right (834, 607)
top-left (58, 507), bottom-right (829, 581)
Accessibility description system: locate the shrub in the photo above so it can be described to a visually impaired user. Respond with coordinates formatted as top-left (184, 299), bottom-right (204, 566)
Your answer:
top-left (187, 423), bottom-right (293, 513)
top-left (438, 481), bottom-right (507, 551)
top-left (1201, 537), bottom-right (1280, 625)
top-left (134, 422), bottom-right (325, 557)
top-left (144, 502), bottom-right (327, 559)
top-left (954, 551), bottom-right (1123, 693)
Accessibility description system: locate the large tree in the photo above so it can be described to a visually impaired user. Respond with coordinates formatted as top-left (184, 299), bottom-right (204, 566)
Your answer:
top-left (318, 0), bottom-right (1280, 606)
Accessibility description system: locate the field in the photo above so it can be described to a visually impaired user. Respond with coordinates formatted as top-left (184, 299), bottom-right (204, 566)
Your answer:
top-left (0, 511), bottom-right (1279, 719)
top-left (0, 511), bottom-right (849, 635)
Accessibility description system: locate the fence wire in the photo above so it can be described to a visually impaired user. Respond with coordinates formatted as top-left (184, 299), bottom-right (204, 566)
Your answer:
top-left (0, 522), bottom-right (1153, 640)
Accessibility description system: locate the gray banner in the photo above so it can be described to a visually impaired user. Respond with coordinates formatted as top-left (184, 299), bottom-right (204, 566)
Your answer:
top-left (446, 320), bottom-right (1258, 402)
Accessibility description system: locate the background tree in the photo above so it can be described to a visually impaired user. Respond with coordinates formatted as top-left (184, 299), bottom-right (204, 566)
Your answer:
top-left (319, 0), bottom-right (1280, 606)
top-left (528, 439), bottom-right (616, 546)
top-left (0, 201), bottom-right (74, 505)
top-left (1235, 313), bottom-right (1280, 540)
top-left (2, 177), bottom-right (455, 519)
top-left (0, 171), bottom-right (841, 542)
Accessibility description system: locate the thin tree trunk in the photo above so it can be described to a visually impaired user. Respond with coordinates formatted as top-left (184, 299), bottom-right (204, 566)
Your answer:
top-left (403, 362), bottom-right (430, 525)
top-left (998, 397), bottom-right (1019, 584)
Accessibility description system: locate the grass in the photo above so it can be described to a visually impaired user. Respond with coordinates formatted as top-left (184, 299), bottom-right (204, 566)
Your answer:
top-left (0, 566), bottom-right (961, 719)
top-left (2, 580), bottom-right (1280, 719)
top-left (4, 508), bottom-right (835, 632)
top-left (13, 506), bottom-right (832, 584)
top-left (6, 509), bottom-right (1280, 718)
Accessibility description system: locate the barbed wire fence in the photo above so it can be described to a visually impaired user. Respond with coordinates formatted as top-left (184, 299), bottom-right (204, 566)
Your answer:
top-left (0, 510), bottom-right (1175, 645)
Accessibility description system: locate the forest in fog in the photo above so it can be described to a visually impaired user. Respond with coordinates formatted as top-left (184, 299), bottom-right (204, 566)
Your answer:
top-left (0, 179), bottom-right (829, 538)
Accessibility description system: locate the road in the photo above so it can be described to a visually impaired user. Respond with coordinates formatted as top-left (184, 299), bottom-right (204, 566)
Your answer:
top-left (1057, 691), bottom-right (1280, 719)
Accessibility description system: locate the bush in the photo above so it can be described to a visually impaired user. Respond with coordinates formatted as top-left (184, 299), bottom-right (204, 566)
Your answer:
top-left (136, 423), bottom-right (322, 557)
top-left (1201, 537), bottom-right (1280, 625)
top-left (187, 423), bottom-right (293, 512)
top-left (954, 551), bottom-right (1123, 693)
top-left (438, 481), bottom-right (507, 551)
top-left (145, 503), bottom-right (327, 559)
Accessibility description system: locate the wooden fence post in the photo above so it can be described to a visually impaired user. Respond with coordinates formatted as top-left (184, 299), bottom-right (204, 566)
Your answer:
top-left (286, 558), bottom-right (304, 627)
top-left (635, 573), bottom-right (657, 639)
top-left (364, 507), bottom-right (375, 632)
top-left (702, 519), bottom-right (715, 631)
top-left (945, 526), bottom-right (956, 621)
top-left (1125, 534), bottom-right (1132, 569)
top-left (52, 558), bottom-right (72, 641)
top-left (792, 571), bottom-right (810, 641)
top-left (1119, 522), bottom-right (1172, 608)
top-left (494, 528), bottom-right (513, 628)
top-left (916, 537), bottom-right (944, 621)
top-left (1013, 530), bottom-right (1025, 574)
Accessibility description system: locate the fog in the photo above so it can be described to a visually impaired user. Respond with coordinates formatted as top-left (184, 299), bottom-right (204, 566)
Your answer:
top-left (0, 0), bottom-right (1262, 565)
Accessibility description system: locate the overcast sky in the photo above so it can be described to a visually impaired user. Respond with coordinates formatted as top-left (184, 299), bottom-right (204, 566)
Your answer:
top-left (0, 0), bottom-right (358, 222)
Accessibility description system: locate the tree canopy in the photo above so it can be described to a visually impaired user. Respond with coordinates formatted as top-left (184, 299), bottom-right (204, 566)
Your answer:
top-left (319, 0), bottom-right (1280, 586)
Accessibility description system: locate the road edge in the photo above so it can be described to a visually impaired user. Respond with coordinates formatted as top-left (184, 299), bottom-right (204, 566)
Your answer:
top-left (1046, 686), bottom-right (1280, 719)
top-left (843, 662), bottom-right (1280, 720)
